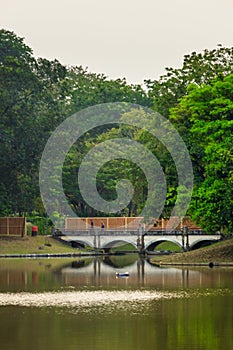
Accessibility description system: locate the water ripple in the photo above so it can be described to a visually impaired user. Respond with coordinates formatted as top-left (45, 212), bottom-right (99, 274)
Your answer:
top-left (0, 289), bottom-right (231, 309)
top-left (0, 290), bottom-right (181, 308)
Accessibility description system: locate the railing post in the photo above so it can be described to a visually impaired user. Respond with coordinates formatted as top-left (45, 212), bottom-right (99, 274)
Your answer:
top-left (137, 223), bottom-right (145, 255)
top-left (93, 229), bottom-right (97, 249)
top-left (98, 230), bottom-right (101, 249)
top-left (182, 228), bottom-right (185, 250)
top-left (7, 217), bottom-right (9, 235)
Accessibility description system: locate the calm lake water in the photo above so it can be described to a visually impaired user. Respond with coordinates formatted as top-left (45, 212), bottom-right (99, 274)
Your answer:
top-left (0, 255), bottom-right (232, 350)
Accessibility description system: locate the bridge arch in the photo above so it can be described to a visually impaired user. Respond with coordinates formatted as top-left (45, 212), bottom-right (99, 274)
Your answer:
top-left (102, 239), bottom-right (137, 250)
top-left (145, 238), bottom-right (183, 251)
top-left (70, 239), bottom-right (94, 249)
top-left (190, 239), bottom-right (217, 250)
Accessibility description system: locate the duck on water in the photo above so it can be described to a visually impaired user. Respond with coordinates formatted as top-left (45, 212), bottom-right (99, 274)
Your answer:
top-left (116, 272), bottom-right (130, 277)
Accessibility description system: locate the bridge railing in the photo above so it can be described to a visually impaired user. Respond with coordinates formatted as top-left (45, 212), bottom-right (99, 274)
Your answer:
top-left (146, 229), bottom-right (210, 235)
top-left (54, 228), bottom-right (212, 236)
top-left (54, 228), bottom-right (139, 236)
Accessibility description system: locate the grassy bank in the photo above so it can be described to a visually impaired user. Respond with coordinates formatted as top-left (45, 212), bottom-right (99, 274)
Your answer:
top-left (0, 235), bottom-right (80, 255)
top-left (150, 238), bottom-right (233, 265)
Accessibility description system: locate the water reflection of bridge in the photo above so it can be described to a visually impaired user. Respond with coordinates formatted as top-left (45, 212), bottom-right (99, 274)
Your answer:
top-left (59, 257), bottom-right (223, 289)
top-left (1, 257), bottom-right (231, 290)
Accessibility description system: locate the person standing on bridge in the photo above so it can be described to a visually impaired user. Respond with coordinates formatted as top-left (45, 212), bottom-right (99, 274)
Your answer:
top-left (138, 222), bottom-right (143, 234)
top-left (89, 220), bottom-right (94, 235)
top-left (101, 221), bottom-right (105, 230)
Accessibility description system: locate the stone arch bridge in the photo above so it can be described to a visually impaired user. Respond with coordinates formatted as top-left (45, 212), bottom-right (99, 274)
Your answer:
top-left (57, 229), bottom-right (221, 252)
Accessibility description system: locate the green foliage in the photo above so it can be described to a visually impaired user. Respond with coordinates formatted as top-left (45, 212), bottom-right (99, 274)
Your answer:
top-left (0, 29), bottom-right (69, 216)
top-left (170, 75), bottom-right (233, 233)
top-left (65, 66), bottom-right (152, 114)
top-left (0, 29), bottom-right (151, 220)
top-left (146, 46), bottom-right (233, 117)
top-left (1, 28), bottom-right (232, 234)
top-left (26, 215), bottom-right (53, 235)
top-left (62, 107), bottom-right (177, 219)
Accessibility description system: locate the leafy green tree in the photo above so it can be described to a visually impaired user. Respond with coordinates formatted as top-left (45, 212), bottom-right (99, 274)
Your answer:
top-left (62, 108), bottom-right (178, 219)
top-left (0, 29), bottom-right (68, 215)
top-left (146, 46), bottom-right (233, 117)
top-left (0, 29), bottom-right (37, 214)
top-left (65, 66), bottom-right (152, 114)
top-left (170, 74), bottom-right (233, 233)
top-left (2, 28), bottom-right (232, 235)
top-left (0, 29), bottom-right (153, 217)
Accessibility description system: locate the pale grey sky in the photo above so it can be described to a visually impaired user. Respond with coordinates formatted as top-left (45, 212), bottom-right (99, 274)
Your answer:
top-left (1, 0), bottom-right (233, 84)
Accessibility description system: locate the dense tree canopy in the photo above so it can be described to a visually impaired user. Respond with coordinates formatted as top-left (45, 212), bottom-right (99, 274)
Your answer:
top-left (0, 29), bottom-right (152, 217)
top-left (170, 75), bottom-right (233, 233)
top-left (146, 46), bottom-right (233, 117)
top-left (0, 29), bottom-right (232, 234)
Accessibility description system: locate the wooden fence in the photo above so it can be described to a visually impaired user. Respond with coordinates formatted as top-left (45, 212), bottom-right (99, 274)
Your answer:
top-left (65, 216), bottom-right (202, 231)
top-left (65, 217), bottom-right (144, 230)
top-left (0, 217), bottom-right (27, 236)
top-left (146, 217), bottom-right (202, 231)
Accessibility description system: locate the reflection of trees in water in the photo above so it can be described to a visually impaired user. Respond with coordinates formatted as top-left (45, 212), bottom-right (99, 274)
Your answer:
top-left (71, 260), bottom-right (90, 268)
top-left (102, 254), bottom-right (138, 268)
top-left (54, 255), bottom-right (138, 271)
top-left (70, 258), bottom-right (93, 269)
top-left (53, 258), bottom-right (93, 274)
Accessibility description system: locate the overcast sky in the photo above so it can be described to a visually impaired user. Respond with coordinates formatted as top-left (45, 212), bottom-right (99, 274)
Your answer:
top-left (1, 0), bottom-right (233, 84)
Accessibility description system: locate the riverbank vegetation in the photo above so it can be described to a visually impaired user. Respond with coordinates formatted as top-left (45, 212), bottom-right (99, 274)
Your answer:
top-left (0, 29), bottom-right (232, 234)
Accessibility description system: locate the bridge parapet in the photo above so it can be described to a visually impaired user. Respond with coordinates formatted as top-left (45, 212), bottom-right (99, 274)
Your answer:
top-left (56, 228), bottom-right (210, 236)
top-left (56, 229), bottom-right (139, 236)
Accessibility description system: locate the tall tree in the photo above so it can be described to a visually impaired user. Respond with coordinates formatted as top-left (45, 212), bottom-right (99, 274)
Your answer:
top-left (0, 30), bottom-right (68, 215)
top-left (170, 74), bottom-right (233, 233)
top-left (146, 46), bottom-right (233, 117)
top-left (0, 29), bottom-right (152, 217)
